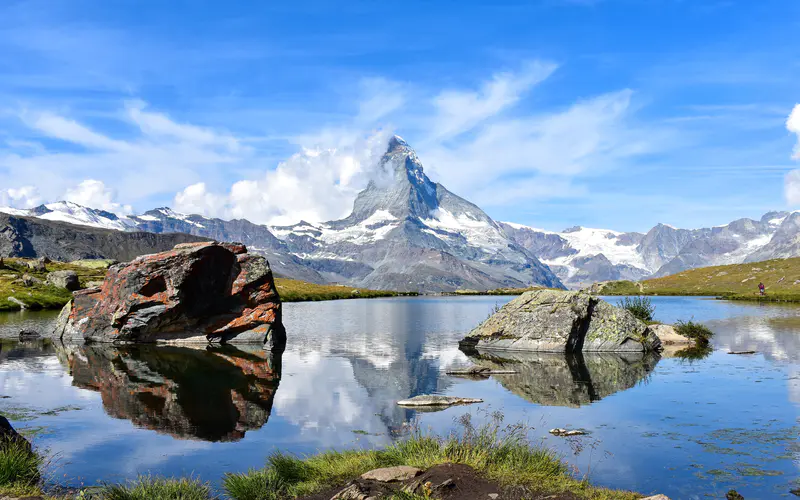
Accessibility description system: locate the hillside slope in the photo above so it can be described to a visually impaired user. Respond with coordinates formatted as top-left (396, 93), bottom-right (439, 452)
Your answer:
top-left (597, 257), bottom-right (800, 300)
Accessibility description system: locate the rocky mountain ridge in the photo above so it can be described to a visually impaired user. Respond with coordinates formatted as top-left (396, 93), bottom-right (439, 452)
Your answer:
top-left (2, 137), bottom-right (798, 290)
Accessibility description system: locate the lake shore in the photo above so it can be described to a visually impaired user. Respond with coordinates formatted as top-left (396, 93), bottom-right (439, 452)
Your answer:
top-left (0, 258), bottom-right (413, 312)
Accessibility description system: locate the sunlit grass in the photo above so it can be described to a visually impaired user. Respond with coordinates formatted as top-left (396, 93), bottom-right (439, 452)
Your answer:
top-left (275, 278), bottom-right (413, 302)
top-left (95, 475), bottom-right (214, 500)
top-left (223, 413), bottom-right (637, 500)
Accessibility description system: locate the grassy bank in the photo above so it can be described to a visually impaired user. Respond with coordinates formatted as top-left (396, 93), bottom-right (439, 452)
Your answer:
top-left (444, 286), bottom-right (550, 296)
top-left (87, 416), bottom-right (638, 500)
top-left (275, 278), bottom-right (414, 302)
top-left (0, 257), bottom-right (412, 311)
top-left (0, 258), bottom-right (110, 312)
top-left (596, 257), bottom-right (800, 302)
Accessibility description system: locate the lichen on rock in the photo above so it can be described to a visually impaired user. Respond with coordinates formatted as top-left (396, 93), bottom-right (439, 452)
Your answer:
top-left (52, 241), bottom-right (284, 346)
top-left (460, 289), bottom-right (661, 353)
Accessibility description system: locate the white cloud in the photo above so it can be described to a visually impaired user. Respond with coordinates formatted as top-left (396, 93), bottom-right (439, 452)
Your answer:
top-left (784, 105), bottom-right (800, 206)
top-left (0, 185), bottom-right (41, 209)
top-left (788, 104), bottom-right (800, 160)
top-left (63, 179), bottom-right (133, 215)
top-left (430, 61), bottom-right (557, 140)
top-left (174, 131), bottom-right (393, 225)
top-left (3, 60), bottom-right (665, 224)
top-left (784, 170), bottom-right (800, 206)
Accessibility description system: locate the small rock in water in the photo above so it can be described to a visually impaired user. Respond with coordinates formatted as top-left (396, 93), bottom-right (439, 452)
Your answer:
top-left (19, 330), bottom-right (40, 341)
top-left (728, 351), bottom-right (757, 355)
top-left (549, 428), bottom-right (587, 437)
top-left (790, 489), bottom-right (800, 497)
top-left (445, 366), bottom-right (517, 376)
top-left (726, 490), bottom-right (745, 500)
top-left (396, 395), bottom-right (483, 407)
top-left (360, 466), bottom-right (422, 482)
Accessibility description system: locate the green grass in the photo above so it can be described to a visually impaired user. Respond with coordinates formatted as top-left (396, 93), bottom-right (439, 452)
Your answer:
top-left (223, 414), bottom-right (638, 500)
top-left (0, 257), bottom-right (111, 311)
top-left (0, 257), bottom-right (414, 310)
top-left (595, 257), bottom-right (800, 303)
top-left (0, 438), bottom-right (42, 495)
top-left (616, 296), bottom-right (655, 322)
top-left (275, 278), bottom-right (414, 302)
top-left (445, 286), bottom-right (551, 296)
top-left (94, 476), bottom-right (214, 500)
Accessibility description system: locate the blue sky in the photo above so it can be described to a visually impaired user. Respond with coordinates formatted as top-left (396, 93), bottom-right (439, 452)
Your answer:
top-left (0, 0), bottom-right (799, 231)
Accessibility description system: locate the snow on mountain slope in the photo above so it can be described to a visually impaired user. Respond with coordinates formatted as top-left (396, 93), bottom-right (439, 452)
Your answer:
top-left (1, 201), bottom-right (135, 230)
top-left (499, 222), bottom-right (649, 287)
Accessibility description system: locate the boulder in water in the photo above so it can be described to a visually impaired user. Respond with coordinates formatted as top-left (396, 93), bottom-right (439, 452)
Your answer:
top-left (460, 289), bottom-right (661, 353)
top-left (52, 242), bottom-right (284, 346)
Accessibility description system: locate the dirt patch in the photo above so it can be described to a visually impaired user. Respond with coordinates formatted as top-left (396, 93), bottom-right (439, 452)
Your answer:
top-left (302, 463), bottom-right (582, 499)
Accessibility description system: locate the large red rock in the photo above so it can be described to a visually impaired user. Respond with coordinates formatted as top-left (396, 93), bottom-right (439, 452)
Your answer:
top-left (53, 241), bottom-right (284, 346)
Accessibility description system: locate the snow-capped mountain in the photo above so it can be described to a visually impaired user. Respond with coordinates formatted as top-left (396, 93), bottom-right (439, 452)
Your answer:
top-left (2, 136), bottom-right (799, 291)
top-left (501, 211), bottom-right (793, 288)
top-left (271, 136), bottom-right (563, 291)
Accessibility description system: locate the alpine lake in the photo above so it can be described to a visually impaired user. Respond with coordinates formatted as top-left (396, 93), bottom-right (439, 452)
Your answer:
top-left (1, 296), bottom-right (798, 499)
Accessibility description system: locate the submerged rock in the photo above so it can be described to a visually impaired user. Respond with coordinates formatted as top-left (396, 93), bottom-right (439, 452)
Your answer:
top-left (396, 395), bottom-right (483, 407)
top-left (52, 241), bottom-right (284, 345)
top-left (445, 366), bottom-right (517, 376)
top-left (460, 289), bottom-right (661, 353)
top-left (19, 329), bottom-right (40, 341)
top-left (549, 428), bottom-right (587, 437)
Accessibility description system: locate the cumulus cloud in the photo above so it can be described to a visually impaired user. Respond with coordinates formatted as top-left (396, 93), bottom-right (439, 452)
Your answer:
top-left (174, 131), bottom-right (393, 225)
top-left (2, 102), bottom-right (246, 206)
top-left (0, 186), bottom-right (41, 209)
top-left (63, 179), bottom-right (133, 215)
top-left (784, 105), bottom-right (800, 206)
top-left (788, 104), bottom-right (800, 160)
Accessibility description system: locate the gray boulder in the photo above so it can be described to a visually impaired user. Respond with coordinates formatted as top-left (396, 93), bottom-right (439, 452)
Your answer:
top-left (46, 270), bottom-right (80, 291)
top-left (460, 289), bottom-right (661, 353)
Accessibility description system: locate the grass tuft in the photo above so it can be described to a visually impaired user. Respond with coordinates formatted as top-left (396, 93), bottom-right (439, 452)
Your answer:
top-left (616, 296), bottom-right (655, 322)
top-left (96, 475), bottom-right (214, 500)
top-left (0, 438), bottom-right (42, 494)
top-left (223, 413), bottom-right (636, 500)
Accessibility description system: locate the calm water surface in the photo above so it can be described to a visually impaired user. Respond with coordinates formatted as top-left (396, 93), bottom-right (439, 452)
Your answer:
top-left (0, 297), bottom-right (798, 498)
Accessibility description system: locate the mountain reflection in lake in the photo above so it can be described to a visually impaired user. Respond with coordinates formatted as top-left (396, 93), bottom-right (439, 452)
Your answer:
top-left (55, 343), bottom-right (281, 442)
top-left (1, 296), bottom-right (799, 499)
top-left (463, 350), bottom-right (658, 407)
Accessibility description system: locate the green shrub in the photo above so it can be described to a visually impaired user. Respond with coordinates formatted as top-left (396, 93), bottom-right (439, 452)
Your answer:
top-left (674, 320), bottom-right (714, 346)
top-left (97, 476), bottom-right (214, 500)
top-left (617, 296), bottom-right (655, 322)
top-left (0, 438), bottom-right (42, 491)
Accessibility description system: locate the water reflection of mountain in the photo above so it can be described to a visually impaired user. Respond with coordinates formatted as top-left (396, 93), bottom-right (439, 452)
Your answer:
top-left (55, 343), bottom-right (282, 442)
top-left (464, 350), bottom-right (659, 407)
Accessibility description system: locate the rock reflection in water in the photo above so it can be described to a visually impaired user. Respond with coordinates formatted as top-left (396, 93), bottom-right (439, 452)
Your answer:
top-left (55, 343), bottom-right (282, 441)
top-left (463, 349), bottom-right (659, 407)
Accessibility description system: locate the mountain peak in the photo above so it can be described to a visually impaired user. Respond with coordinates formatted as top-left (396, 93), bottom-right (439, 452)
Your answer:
top-left (388, 135), bottom-right (409, 151)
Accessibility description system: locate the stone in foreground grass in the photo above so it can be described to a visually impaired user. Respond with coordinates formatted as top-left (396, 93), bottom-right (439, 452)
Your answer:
top-left (0, 438), bottom-right (43, 497)
top-left (95, 476), bottom-right (214, 500)
top-left (223, 414), bottom-right (638, 500)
